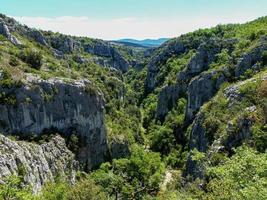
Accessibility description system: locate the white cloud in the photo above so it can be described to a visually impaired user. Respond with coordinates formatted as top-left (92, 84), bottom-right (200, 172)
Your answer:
top-left (13, 15), bottom-right (260, 40)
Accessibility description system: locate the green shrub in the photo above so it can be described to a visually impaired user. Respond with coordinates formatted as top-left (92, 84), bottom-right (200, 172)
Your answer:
top-left (39, 178), bottom-right (69, 200)
top-left (19, 49), bottom-right (42, 70)
top-left (262, 51), bottom-right (267, 65)
top-left (9, 55), bottom-right (19, 66)
top-left (91, 145), bottom-right (165, 199)
top-left (0, 175), bottom-right (35, 200)
top-left (66, 178), bottom-right (107, 200)
top-left (206, 146), bottom-right (267, 200)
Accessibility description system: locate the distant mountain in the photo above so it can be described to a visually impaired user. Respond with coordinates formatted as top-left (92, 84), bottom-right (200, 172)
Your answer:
top-left (115, 38), bottom-right (169, 47)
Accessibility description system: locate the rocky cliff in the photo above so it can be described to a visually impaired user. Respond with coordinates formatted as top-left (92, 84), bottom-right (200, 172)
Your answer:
top-left (0, 134), bottom-right (77, 193)
top-left (0, 74), bottom-right (107, 171)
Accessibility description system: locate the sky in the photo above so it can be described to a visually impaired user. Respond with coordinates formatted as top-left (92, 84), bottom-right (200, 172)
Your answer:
top-left (1, 0), bottom-right (267, 40)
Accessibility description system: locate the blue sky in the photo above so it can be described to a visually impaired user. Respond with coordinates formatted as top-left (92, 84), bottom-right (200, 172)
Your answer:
top-left (1, 0), bottom-right (267, 39)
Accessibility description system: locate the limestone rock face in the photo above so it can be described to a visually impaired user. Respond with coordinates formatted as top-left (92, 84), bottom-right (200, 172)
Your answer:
top-left (185, 76), bottom-right (267, 179)
top-left (0, 74), bottom-right (107, 171)
top-left (186, 70), bottom-right (226, 122)
top-left (186, 113), bottom-right (207, 179)
top-left (109, 137), bottom-right (130, 159)
top-left (187, 41), bottom-right (220, 75)
top-left (28, 30), bottom-right (48, 46)
top-left (156, 84), bottom-right (186, 121)
top-left (235, 37), bottom-right (267, 77)
top-left (0, 21), bottom-right (21, 45)
top-left (84, 41), bottom-right (130, 72)
top-left (0, 134), bottom-right (77, 193)
top-left (50, 36), bottom-right (78, 53)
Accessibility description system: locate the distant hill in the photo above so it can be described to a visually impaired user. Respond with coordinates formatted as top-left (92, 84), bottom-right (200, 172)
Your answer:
top-left (115, 38), bottom-right (169, 47)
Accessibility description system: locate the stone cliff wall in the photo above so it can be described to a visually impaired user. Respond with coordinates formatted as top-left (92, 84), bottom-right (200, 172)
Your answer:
top-left (0, 74), bottom-right (107, 171)
top-left (0, 135), bottom-right (77, 193)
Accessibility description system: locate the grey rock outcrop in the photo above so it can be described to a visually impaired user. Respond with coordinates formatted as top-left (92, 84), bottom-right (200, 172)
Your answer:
top-left (235, 37), bottom-right (267, 77)
top-left (49, 36), bottom-right (78, 53)
top-left (224, 117), bottom-right (253, 151)
top-left (0, 134), bottom-right (77, 193)
top-left (186, 70), bottom-right (226, 122)
top-left (84, 41), bottom-right (130, 72)
top-left (0, 74), bottom-right (107, 171)
top-left (156, 84), bottom-right (186, 121)
top-left (187, 42), bottom-right (218, 75)
top-left (186, 113), bottom-right (207, 179)
top-left (109, 137), bottom-right (130, 159)
top-left (28, 30), bottom-right (48, 46)
top-left (0, 22), bottom-right (21, 45)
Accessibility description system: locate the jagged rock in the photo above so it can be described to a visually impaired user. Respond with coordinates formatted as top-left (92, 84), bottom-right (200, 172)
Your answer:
top-left (52, 48), bottom-right (64, 59)
top-left (186, 70), bottom-right (226, 122)
top-left (156, 84), bottom-right (186, 121)
top-left (63, 37), bottom-right (75, 52)
top-left (224, 75), bottom-right (267, 107)
top-left (112, 49), bottom-right (130, 72)
top-left (0, 22), bottom-right (21, 45)
top-left (0, 74), bottom-right (107, 171)
top-left (84, 41), bottom-right (130, 72)
top-left (224, 82), bottom-right (244, 103)
top-left (224, 117), bottom-right (253, 151)
top-left (50, 36), bottom-right (78, 53)
top-left (187, 40), bottom-right (221, 75)
top-left (28, 29), bottom-right (48, 46)
top-left (84, 41), bottom-right (113, 57)
top-left (185, 76), bottom-right (267, 179)
top-left (109, 137), bottom-right (130, 159)
top-left (235, 37), bottom-right (267, 77)
top-left (185, 113), bottom-right (207, 179)
top-left (0, 134), bottom-right (77, 193)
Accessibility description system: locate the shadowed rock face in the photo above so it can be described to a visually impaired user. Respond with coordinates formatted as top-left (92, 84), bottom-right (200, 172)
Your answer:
top-left (156, 84), bottom-right (186, 121)
top-left (84, 41), bottom-right (130, 72)
top-left (0, 74), bottom-right (107, 171)
top-left (0, 135), bottom-right (77, 193)
top-left (186, 70), bottom-right (226, 122)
